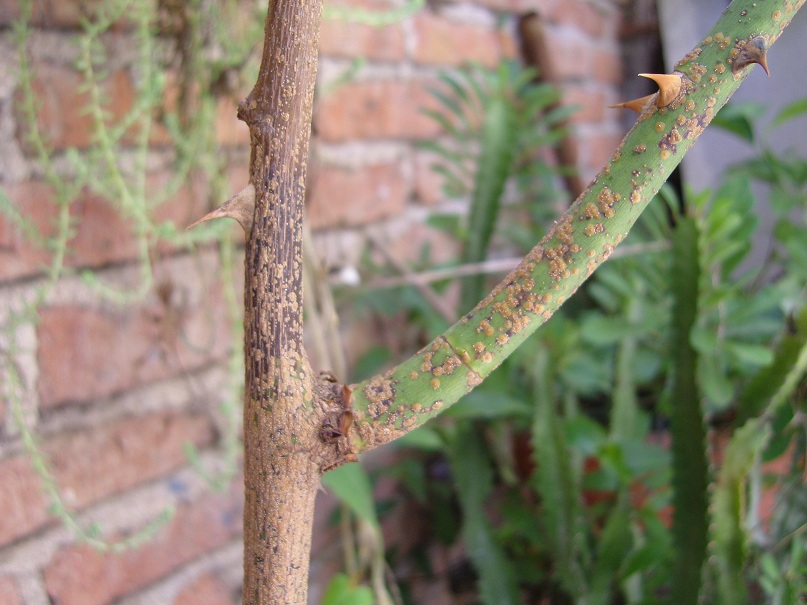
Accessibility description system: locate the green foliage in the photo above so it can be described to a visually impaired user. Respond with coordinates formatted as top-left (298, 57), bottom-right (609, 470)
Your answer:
top-left (421, 62), bottom-right (570, 312)
top-left (668, 216), bottom-right (709, 605)
top-left (712, 419), bottom-right (770, 604)
top-left (448, 424), bottom-right (520, 605)
top-left (322, 573), bottom-right (374, 605)
top-left (352, 66), bottom-right (807, 603)
top-left (322, 463), bottom-right (380, 531)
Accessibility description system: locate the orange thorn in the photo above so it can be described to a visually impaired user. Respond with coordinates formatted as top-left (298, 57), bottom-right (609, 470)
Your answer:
top-left (610, 93), bottom-right (655, 114)
top-left (187, 182), bottom-right (256, 234)
top-left (639, 73), bottom-right (683, 107)
top-left (732, 36), bottom-right (770, 76)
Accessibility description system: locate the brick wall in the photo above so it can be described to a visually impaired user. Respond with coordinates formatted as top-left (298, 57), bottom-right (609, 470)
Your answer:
top-left (0, 1), bottom-right (626, 603)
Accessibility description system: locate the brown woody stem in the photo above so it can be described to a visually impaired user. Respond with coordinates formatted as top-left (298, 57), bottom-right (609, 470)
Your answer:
top-left (237, 0), bottom-right (323, 601)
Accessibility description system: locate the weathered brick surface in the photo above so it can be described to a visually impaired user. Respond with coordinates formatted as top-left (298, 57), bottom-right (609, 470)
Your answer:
top-left (412, 13), bottom-right (514, 68)
top-left (48, 412), bottom-right (215, 508)
top-left (37, 278), bottom-right (231, 408)
top-left (214, 97), bottom-right (251, 147)
top-left (0, 172), bottom-right (213, 281)
top-left (591, 45), bottom-right (624, 85)
top-left (319, 2), bottom-right (405, 62)
top-left (43, 490), bottom-right (242, 605)
top-left (413, 150), bottom-right (447, 206)
top-left (314, 80), bottom-right (441, 141)
top-left (0, 0), bottom-right (106, 28)
top-left (16, 63), bottom-right (134, 152)
top-left (174, 573), bottom-right (236, 605)
top-left (0, 180), bottom-right (60, 281)
top-left (580, 130), bottom-right (624, 172)
top-left (307, 163), bottom-right (408, 229)
top-left (549, 0), bottom-right (608, 36)
top-left (0, 576), bottom-right (22, 605)
top-left (561, 84), bottom-right (607, 124)
top-left (0, 456), bottom-right (50, 547)
top-left (541, 28), bottom-right (591, 81)
top-left (0, 412), bottom-right (215, 547)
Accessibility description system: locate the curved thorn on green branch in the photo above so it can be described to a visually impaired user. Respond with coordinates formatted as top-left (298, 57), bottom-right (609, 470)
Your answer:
top-left (348, 0), bottom-right (806, 451)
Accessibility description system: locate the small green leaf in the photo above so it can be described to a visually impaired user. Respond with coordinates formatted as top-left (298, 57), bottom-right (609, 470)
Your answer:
top-left (322, 573), bottom-right (374, 605)
top-left (394, 424), bottom-right (444, 451)
top-left (711, 101), bottom-right (765, 142)
top-left (699, 355), bottom-right (734, 407)
top-left (444, 391), bottom-right (531, 419)
top-left (580, 314), bottom-right (648, 345)
top-left (564, 414), bottom-right (606, 456)
top-left (352, 345), bottom-right (393, 382)
top-left (771, 97), bottom-right (807, 128)
top-left (725, 341), bottom-right (774, 367)
top-left (712, 419), bottom-right (771, 604)
top-left (321, 463), bottom-right (379, 530)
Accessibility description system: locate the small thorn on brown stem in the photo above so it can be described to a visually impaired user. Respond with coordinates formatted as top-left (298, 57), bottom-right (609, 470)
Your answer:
top-left (610, 93), bottom-right (655, 113)
top-left (186, 182), bottom-right (256, 234)
top-left (639, 73), bottom-right (683, 107)
top-left (732, 35), bottom-right (770, 76)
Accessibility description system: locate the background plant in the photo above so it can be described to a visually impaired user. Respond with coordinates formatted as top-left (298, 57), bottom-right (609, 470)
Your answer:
top-left (344, 68), bottom-right (807, 603)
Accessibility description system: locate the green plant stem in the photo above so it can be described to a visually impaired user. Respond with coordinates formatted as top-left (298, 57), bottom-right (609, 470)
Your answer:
top-left (668, 216), bottom-right (709, 604)
top-left (348, 0), bottom-right (806, 451)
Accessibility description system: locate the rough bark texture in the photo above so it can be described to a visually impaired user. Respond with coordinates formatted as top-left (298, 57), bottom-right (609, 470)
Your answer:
top-left (236, 0), bottom-right (324, 601)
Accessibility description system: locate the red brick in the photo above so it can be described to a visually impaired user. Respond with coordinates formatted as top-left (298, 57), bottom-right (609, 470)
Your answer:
top-left (0, 180), bottom-right (60, 281)
top-left (16, 63), bottom-right (134, 151)
top-left (319, 0), bottom-right (405, 62)
top-left (413, 13), bottom-right (511, 68)
top-left (307, 163), bottom-right (407, 229)
top-left (0, 576), bottom-right (22, 605)
top-left (561, 85), bottom-right (606, 124)
top-left (388, 220), bottom-right (459, 268)
top-left (174, 573), bottom-right (235, 605)
top-left (413, 151), bottom-right (448, 206)
top-left (591, 46), bottom-right (624, 85)
top-left (0, 181), bottom-right (137, 280)
top-left (47, 412), bottom-right (215, 508)
top-left (44, 490), bottom-right (242, 605)
top-left (314, 79), bottom-right (441, 141)
top-left (548, 0), bottom-right (608, 37)
top-left (582, 130), bottom-right (624, 170)
top-left (149, 169), bottom-right (217, 238)
top-left (0, 0), bottom-right (106, 28)
top-left (541, 28), bottom-right (591, 81)
top-left (37, 287), bottom-right (230, 408)
top-left (0, 456), bottom-right (50, 547)
top-left (567, 129), bottom-right (624, 185)
top-left (214, 97), bottom-right (250, 147)
top-left (0, 170), bottom-right (215, 281)
top-left (0, 412), bottom-right (215, 547)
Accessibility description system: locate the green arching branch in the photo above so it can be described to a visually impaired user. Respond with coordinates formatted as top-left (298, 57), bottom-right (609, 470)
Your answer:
top-left (347, 0), bottom-right (806, 452)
